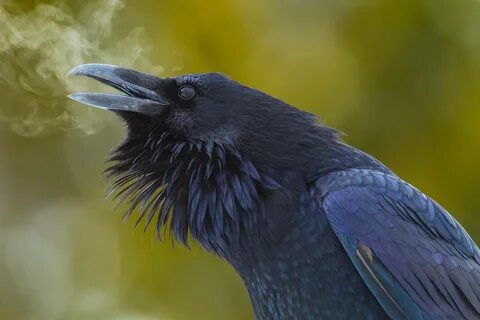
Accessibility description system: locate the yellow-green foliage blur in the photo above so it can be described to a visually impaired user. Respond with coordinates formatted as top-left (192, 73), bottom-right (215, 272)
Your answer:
top-left (1, 0), bottom-right (480, 319)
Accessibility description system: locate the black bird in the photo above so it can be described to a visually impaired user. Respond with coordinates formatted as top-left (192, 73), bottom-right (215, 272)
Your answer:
top-left (68, 63), bottom-right (480, 320)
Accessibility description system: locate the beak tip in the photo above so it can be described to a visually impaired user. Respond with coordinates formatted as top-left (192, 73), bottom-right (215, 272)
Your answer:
top-left (66, 65), bottom-right (84, 78)
top-left (66, 92), bottom-right (110, 111)
top-left (66, 63), bottom-right (118, 78)
top-left (67, 93), bottom-right (83, 104)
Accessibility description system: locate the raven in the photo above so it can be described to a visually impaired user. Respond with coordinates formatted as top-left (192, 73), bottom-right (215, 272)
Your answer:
top-left (68, 63), bottom-right (480, 320)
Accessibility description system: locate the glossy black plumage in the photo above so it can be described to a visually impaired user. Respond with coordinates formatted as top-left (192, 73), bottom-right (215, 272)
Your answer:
top-left (68, 64), bottom-right (480, 320)
top-left (319, 169), bottom-right (480, 319)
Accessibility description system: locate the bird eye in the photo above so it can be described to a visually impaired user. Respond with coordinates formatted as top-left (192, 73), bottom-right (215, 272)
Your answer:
top-left (178, 85), bottom-right (196, 100)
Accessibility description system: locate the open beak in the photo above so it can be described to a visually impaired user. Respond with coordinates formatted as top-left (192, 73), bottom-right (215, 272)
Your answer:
top-left (67, 63), bottom-right (169, 115)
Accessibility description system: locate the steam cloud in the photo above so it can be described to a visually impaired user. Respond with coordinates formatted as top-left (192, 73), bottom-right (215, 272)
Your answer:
top-left (0, 0), bottom-right (163, 137)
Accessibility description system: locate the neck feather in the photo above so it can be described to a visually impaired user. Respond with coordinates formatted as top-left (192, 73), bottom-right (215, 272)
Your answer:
top-left (105, 132), bottom-right (281, 255)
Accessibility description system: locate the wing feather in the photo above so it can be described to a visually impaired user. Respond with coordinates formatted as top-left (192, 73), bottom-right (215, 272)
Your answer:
top-left (318, 169), bottom-right (480, 320)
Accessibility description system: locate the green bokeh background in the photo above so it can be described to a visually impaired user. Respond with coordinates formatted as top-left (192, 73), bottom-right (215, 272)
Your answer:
top-left (1, 0), bottom-right (480, 319)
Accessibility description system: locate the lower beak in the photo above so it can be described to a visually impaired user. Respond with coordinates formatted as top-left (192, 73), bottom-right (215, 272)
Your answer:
top-left (67, 64), bottom-right (169, 115)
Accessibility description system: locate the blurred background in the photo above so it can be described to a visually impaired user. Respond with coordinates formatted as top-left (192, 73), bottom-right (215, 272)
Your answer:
top-left (1, 0), bottom-right (480, 319)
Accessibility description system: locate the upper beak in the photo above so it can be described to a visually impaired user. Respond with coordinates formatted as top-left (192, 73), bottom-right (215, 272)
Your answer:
top-left (67, 63), bottom-right (169, 115)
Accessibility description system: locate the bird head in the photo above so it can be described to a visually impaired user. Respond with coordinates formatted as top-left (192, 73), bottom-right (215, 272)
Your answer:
top-left (67, 64), bottom-right (338, 252)
top-left (67, 64), bottom-right (325, 151)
